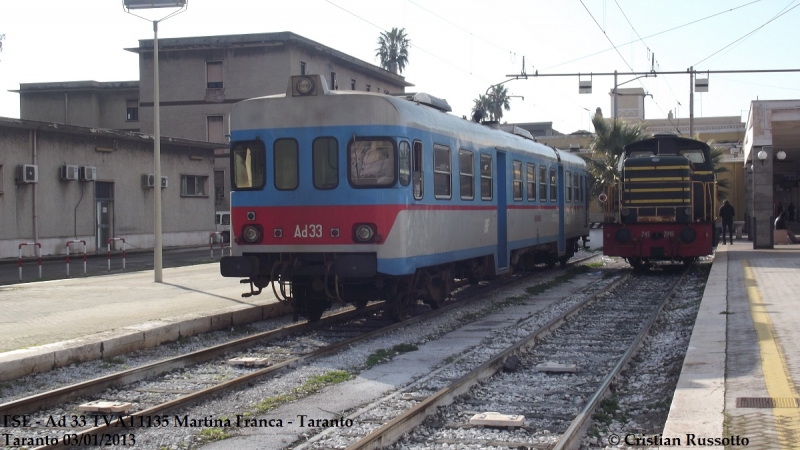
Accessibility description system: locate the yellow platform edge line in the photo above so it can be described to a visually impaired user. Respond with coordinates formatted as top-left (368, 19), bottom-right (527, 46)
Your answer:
top-left (742, 260), bottom-right (800, 448)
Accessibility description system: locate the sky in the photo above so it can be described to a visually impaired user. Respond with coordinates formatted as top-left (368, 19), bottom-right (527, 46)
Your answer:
top-left (1, 0), bottom-right (799, 134)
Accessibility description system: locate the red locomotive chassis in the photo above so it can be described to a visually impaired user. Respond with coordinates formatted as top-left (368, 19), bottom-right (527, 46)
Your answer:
top-left (603, 222), bottom-right (714, 260)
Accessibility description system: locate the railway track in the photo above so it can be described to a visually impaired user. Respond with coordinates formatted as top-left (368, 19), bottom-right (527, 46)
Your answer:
top-left (0, 253), bottom-right (602, 450)
top-left (291, 266), bottom-right (687, 449)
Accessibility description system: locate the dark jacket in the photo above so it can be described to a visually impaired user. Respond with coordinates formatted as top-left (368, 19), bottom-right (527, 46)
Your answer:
top-left (719, 203), bottom-right (735, 224)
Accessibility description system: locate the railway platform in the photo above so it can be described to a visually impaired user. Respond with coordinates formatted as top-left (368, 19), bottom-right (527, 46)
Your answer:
top-left (0, 264), bottom-right (290, 382)
top-left (662, 239), bottom-right (800, 449)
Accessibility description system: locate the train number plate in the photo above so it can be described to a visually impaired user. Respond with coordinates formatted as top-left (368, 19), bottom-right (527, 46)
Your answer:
top-left (295, 224), bottom-right (323, 238)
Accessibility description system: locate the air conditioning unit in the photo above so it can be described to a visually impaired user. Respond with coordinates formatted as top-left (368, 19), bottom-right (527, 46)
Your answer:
top-left (16, 164), bottom-right (38, 184)
top-left (161, 176), bottom-right (168, 188)
top-left (142, 174), bottom-right (156, 188)
top-left (79, 166), bottom-right (97, 181)
top-left (60, 165), bottom-right (79, 181)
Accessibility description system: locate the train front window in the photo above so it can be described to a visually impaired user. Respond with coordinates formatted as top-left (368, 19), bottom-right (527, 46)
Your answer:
top-left (231, 140), bottom-right (265, 190)
top-left (274, 139), bottom-right (298, 190)
top-left (679, 149), bottom-right (705, 163)
top-left (313, 137), bottom-right (338, 190)
top-left (349, 138), bottom-right (396, 187)
top-left (630, 151), bottom-right (654, 158)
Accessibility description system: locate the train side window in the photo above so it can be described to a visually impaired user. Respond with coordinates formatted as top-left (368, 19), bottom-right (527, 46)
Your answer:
top-left (574, 173), bottom-right (580, 202)
top-left (526, 163), bottom-right (535, 201)
top-left (512, 160), bottom-right (523, 201)
top-left (399, 141), bottom-right (411, 186)
top-left (312, 137), bottom-right (338, 190)
top-left (413, 141), bottom-right (423, 199)
top-left (433, 144), bottom-right (451, 199)
top-left (480, 153), bottom-right (493, 200)
top-left (274, 138), bottom-right (299, 190)
top-left (349, 138), bottom-right (396, 187)
top-left (231, 140), bottom-right (266, 190)
top-left (581, 175), bottom-right (586, 202)
top-left (538, 166), bottom-right (547, 201)
top-left (565, 171), bottom-right (572, 203)
top-left (549, 168), bottom-right (557, 202)
top-left (459, 149), bottom-right (474, 200)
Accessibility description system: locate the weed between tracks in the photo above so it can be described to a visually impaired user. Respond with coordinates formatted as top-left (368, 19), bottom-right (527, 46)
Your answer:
top-left (255, 370), bottom-right (352, 413)
top-left (365, 343), bottom-right (419, 368)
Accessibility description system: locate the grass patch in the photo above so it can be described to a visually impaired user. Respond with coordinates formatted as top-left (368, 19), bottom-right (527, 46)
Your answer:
top-left (199, 428), bottom-right (229, 441)
top-left (255, 370), bottom-right (352, 413)
top-left (99, 356), bottom-right (125, 369)
top-left (365, 343), bottom-right (419, 368)
top-left (525, 266), bottom-right (590, 296)
top-left (584, 262), bottom-right (604, 269)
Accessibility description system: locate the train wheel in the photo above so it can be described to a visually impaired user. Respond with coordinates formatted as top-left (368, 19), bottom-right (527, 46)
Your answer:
top-left (388, 292), bottom-right (413, 322)
top-left (628, 258), bottom-right (650, 272)
top-left (682, 257), bottom-right (697, 268)
top-left (558, 255), bottom-right (570, 267)
top-left (467, 258), bottom-right (487, 284)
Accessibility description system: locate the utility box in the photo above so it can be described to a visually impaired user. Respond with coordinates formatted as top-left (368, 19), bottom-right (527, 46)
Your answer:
top-left (61, 165), bottom-right (79, 181)
top-left (142, 174), bottom-right (156, 188)
top-left (16, 164), bottom-right (38, 184)
top-left (80, 166), bottom-right (97, 181)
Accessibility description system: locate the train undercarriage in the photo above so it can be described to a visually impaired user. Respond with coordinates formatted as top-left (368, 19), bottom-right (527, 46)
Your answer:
top-left (222, 238), bottom-right (582, 322)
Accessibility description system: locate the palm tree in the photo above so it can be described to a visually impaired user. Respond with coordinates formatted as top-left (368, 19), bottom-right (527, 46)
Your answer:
top-left (376, 28), bottom-right (410, 74)
top-left (471, 85), bottom-right (512, 122)
top-left (583, 110), bottom-right (650, 198)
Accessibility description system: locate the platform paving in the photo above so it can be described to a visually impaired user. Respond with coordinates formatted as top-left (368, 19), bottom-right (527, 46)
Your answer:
top-left (662, 238), bottom-right (800, 450)
top-left (0, 264), bottom-right (291, 381)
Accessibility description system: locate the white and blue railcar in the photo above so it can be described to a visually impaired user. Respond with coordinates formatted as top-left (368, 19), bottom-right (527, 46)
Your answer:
top-left (221, 75), bottom-right (589, 321)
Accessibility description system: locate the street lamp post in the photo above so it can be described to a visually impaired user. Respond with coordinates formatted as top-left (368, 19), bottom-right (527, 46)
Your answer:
top-left (123, 0), bottom-right (187, 282)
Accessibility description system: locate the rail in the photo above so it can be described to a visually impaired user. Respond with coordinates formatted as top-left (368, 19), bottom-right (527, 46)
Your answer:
top-left (106, 238), bottom-right (126, 272)
top-left (18, 242), bottom-right (42, 281)
top-left (65, 240), bottom-right (87, 277)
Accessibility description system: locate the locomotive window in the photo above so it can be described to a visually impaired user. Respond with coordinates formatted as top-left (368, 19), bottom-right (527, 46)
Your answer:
top-left (480, 153), bottom-right (492, 200)
top-left (573, 173), bottom-right (580, 202)
top-left (349, 138), bottom-right (396, 187)
top-left (413, 141), bottom-right (423, 199)
top-left (526, 163), bottom-right (535, 201)
top-left (231, 140), bottom-right (265, 190)
top-left (399, 141), bottom-right (411, 186)
top-left (630, 151), bottom-right (654, 158)
top-left (274, 139), bottom-right (299, 190)
top-left (459, 150), bottom-right (474, 200)
top-left (512, 160), bottom-right (523, 201)
top-left (313, 137), bottom-right (338, 190)
top-left (434, 144), bottom-right (452, 199)
top-left (549, 168), bottom-right (557, 202)
top-left (539, 166), bottom-right (547, 202)
top-left (679, 149), bottom-right (705, 163)
top-left (565, 171), bottom-right (572, 202)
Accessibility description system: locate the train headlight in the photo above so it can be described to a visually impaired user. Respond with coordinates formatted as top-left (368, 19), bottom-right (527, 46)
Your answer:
top-left (242, 225), bottom-right (263, 244)
top-left (621, 208), bottom-right (631, 216)
top-left (353, 224), bottom-right (376, 243)
top-left (685, 207), bottom-right (693, 217)
top-left (295, 77), bottom-right (315, 95)
top-left (616, 227), bottom-right (632, 244)
top-left (679, 227), bottom-right (697, 243)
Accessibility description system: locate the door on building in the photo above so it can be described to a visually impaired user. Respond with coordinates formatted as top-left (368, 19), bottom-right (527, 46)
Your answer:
top-left (96, 182), bottom-right (114, 251)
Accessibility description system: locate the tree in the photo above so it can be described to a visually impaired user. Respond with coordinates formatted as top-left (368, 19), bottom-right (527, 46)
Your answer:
top-left (583, 109), bottom-right (650, 198)
top-left (376, 28), bottom-right (410, 74)
top-left (471, 84), bottom-right (511, 122)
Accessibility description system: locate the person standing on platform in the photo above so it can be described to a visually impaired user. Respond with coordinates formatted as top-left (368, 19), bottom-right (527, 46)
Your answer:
top-left (719, 199), bottom-right (735, 245)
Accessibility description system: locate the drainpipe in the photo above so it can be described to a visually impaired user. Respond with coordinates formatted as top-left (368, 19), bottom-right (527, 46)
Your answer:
top-left (32, 130), bottom-right (39, 243)
top-left (64, 93), bottom-right (68, 124)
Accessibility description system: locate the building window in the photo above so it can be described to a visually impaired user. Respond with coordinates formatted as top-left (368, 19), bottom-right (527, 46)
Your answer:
top-left (330, 71), bottom-right (337, 90)
top-left (207, 116), bottom-right (224, 143)
top-left (526, 163), bottom-right (535, 201)
top-left (433, 145), bottom-right (451, 199)
top-left (366, 84), bottom-right (371, 92)
top-left (313, 137), bottom-right (338, 190)
top-left (300, 61), bottom-right (306, 75)
top-left (181, 175), bottom-right (208, 197)
top-left (126, 100), bottom-right (138, 122)
top-left (512, 160), bottom-right (523, 201)
top-left (459, 150), bottom-right (474, 200)
top-left (206, 61), bottom-right (223, 89)
top-left (351, 79), bottom-right (356, 90)
top-left (480, 153), bottom-right (492, 200)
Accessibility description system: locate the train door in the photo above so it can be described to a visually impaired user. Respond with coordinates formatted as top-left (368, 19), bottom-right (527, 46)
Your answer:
top-left (557, 165), bottom-right (566, 256)
top-left (497, 151), bottom-right (508, 269)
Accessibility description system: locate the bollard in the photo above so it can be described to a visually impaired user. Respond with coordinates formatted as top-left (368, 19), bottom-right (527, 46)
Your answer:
top-left (209, 232), bottom-right (224, 259)
top-left (18, 242), bottom-right (42, 281)
top-left (66, 240), bottom-right (87, 277)
top-left (107, 238), bottom-right (127, 271)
